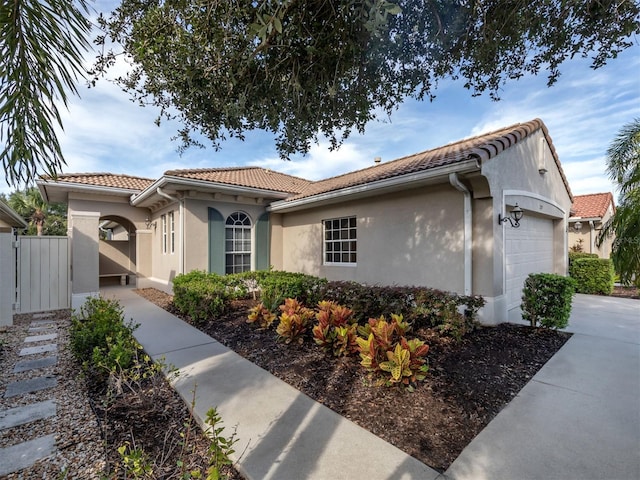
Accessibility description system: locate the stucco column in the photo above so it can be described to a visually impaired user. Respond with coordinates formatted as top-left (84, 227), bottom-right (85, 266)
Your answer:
top-left (70, 211), bottom-right (100, 309)
top-left (0, 228), bottom-right (15, 326)
top-left (135, 229), bottom-right (153, 289)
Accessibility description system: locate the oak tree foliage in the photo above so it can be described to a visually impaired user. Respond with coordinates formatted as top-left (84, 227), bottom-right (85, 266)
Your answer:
top-left (92, 0), bottom-right (640, 157)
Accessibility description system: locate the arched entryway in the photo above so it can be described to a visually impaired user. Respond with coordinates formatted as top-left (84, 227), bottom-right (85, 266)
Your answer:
top-left (98, 215), bottom-right (137, 287)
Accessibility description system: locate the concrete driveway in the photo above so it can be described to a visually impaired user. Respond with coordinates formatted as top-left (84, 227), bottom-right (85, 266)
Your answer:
top-left (445, 294), bottom-right (640, 480)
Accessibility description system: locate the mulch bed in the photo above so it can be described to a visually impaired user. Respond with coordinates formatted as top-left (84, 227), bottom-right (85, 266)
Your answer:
top-left (135, 289), bottom-right (573, 472)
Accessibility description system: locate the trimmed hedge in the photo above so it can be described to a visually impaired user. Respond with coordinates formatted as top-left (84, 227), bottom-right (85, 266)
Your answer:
top-left (568, 251), bottom-right (598, 269)
top-left (172, 271), bottom-right (249, 324)
top-left (172, 270), bottom-right (486, 340)
top-left (258, 271), bottom-right (328, 307)
top-left (570, 257), bottom-right (615, 295)
top-left (521, 273), bottom-right (576, 329)
top-left (317, 281), bottom-right (485, 339)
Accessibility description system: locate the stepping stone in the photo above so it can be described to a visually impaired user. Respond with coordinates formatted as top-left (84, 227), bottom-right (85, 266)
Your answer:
top-left (0, 434), bottom-right (56, 476)
top-left (13, 356), bottom-right (58, 373)
top-left (0, 400), bottom-right (56, 430)
top-left (19, 344), bottom-right (57, 356)
top-left (29, 319), bottom-right (57, 326)
top-left (32, 312), bottom-right (54, 319)
top-left (4, 376), bottom-right (57, 398)
top-left (24, 333), bottom-right (58, 343)
top-left (28, 326), bottom-right (56, 333)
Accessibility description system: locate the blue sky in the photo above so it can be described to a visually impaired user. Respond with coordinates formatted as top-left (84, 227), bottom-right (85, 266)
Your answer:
top-left (2, 1), bottom-right (639, 201)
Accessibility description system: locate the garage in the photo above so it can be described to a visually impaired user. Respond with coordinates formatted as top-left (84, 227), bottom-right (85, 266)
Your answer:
top-left (505, 213), bottom-right (555, 321)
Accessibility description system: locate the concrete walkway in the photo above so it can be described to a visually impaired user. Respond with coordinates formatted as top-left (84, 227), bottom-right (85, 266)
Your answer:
top-left (446, 294), bottom-right (640, 480)
top-left (104, 287), bottom-right (441, 480)
top-left (105, 288), bottom-right (640, 480)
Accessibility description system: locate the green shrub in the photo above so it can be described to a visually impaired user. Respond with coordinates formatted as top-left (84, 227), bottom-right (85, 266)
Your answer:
top-left (570, 257), bottom-right (615, 295)
top-left (521, 273), bottom-right (576, 329)
top-left (173, 271), bottom-right (249, 323)
top-left (568, 251), bottom-right (598, 269)
top-left (317, 281), bottom-right (485, 339)
top-left (70, 296), bottom-right (138, 372)
top-left (258, 271), bottom-right (328, 306)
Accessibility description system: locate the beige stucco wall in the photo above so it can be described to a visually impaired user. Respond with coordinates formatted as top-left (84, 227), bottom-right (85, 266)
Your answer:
top-left (99, 240), bottom-right (133, 274)
top-left (143, 197), bottom-right (269, 291)
top-left (274, 185), bottom-right (466, 292)
top-left (480, 130), bottom-right (572, 322)
top-left (67, 193), bottom-right (150, 298)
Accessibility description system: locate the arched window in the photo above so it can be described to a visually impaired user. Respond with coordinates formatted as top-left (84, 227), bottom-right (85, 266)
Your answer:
top-left (225, 212), bottom-right (251, 273)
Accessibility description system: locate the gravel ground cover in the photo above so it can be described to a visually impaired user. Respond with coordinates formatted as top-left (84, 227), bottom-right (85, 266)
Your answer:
top-left (0, 311), bottom-right (105, 479)
top-left (0, 311), bottom-right (244, 479)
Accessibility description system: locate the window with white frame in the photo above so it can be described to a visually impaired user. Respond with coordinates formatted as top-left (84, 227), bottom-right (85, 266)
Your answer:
top-left (225, 212), bottom-right (251, 273)
top-left (168, 211), bottom-right (175, 254)
top-left (323, 216), bottom-right (357, 264)
top-left (161, 214), bottom-right (167, 254)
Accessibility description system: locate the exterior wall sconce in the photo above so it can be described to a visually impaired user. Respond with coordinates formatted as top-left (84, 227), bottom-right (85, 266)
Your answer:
top-left (573, 221), bottom-right (582, 232)
top-left (498, 204), bottom-right (524, 228)
top-left (145, 217), bottom-right (157, 229)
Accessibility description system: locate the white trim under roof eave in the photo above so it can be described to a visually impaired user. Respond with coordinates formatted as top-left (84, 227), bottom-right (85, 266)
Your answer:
top-left (131, 175), bottom-right (292, 206)
top-left (36, 179), bottom-right (141, 203)
top-left (0, 202), bottom-right (28, 228)
top-left (268, 159), bottom-right (481, 213)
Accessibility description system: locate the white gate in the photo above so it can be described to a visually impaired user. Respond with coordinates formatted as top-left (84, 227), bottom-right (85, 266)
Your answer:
top-left (16, 236), bottom-right (70, 313)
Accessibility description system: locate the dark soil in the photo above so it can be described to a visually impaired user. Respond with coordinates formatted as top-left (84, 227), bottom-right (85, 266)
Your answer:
top-left (611, 285), bottom-right (640, 299)
top-left (84, 345), bottom-right (244, 479)
top-left (134, 288), bottom-right (574, 472)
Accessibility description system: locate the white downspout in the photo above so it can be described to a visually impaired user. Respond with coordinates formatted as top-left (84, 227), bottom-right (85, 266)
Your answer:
top-left (449, 173), bottom-right (472, 295)
top-left (156, 187), bottom-right (184, 275)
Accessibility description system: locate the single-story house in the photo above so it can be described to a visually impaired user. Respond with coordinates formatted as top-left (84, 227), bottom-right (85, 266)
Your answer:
top-left (38, 118), bottom-right (573, 324)
top-left (0, 201), bottom-right (28, 325)
top-left (568, 192), bottom-right (615, 257)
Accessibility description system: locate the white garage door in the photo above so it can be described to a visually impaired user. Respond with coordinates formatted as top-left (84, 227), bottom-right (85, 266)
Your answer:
top-left (505, 215), bottom-right (555, 317)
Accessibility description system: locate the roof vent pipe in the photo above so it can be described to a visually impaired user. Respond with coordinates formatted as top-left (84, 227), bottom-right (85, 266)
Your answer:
top-left (374, 156), bottom-right (381, 164)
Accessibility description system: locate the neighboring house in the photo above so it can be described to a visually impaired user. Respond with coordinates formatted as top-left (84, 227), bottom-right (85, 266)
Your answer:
top-left (0, 201), bottom-right (27, 325)
top-left (38, 118), bottom-right (573, 324)
top-left (568, 192), bottom-right (616, 258)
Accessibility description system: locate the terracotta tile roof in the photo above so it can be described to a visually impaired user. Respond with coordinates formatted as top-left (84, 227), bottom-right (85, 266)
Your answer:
top-left (287, 118), bottom-right (572, 201)
top-left (572, 192), bottom-right (615, 219)
top-left (42, 173), bottom-right (155, 191)
top-left (164, 167), bottom-right (312, 194)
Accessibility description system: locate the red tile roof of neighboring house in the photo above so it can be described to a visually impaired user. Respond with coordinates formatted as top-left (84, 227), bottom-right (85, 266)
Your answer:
top-left (286, 118), bottom-right (571, 201)
top-left (41, 173), bottom-right (155, 191)
top-left (164, 167), bottom-right (312, 194)
top-left (572, 192), bottom-right (615, 219)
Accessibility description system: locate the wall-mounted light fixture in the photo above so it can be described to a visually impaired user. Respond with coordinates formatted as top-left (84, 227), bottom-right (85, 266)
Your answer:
top-left (573, 221), bottom-right (583, 232)
top-left (145, 217), bottom-right (157, 229)
top-left (498, 204), bottom-right (524, 228)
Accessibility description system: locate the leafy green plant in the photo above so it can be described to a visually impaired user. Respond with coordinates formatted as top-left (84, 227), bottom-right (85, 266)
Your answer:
top-left (70, 296), bottom-right (138, 373)
top-left (118, 441), bottom-right (153, 479)
top-left (201, 407), bottom-right (238, 480)
top-left (317, 281), bottom-right (484, 335)
top-left (275, 298), bottom-right (315, 344)
top-left (312, 301), bottom-right (358, 356)
top-left (258, 271), bottom-right (328, 306)
top-left (521, 273), bottom-right (576, 329)
top-left (569, 257), bottom-right (615, 295)
top-left (173, 273), bottom-right (230, 324)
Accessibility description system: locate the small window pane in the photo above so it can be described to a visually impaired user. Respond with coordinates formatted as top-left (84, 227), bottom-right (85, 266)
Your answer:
top-left (323, 216), bottom-right (356, 265)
